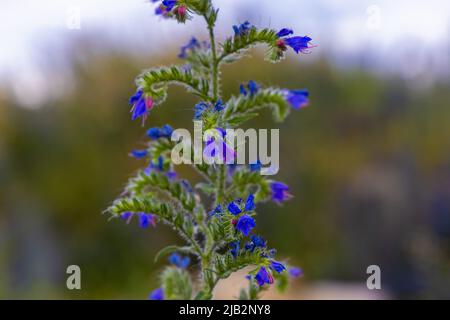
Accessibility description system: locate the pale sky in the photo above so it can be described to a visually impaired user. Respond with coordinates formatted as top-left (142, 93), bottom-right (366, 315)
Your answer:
top-left (1, 0), bottom-right (449, 106)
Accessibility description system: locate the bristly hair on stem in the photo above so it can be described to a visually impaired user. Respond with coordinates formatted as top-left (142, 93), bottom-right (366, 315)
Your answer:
top-left (107, 0), bottom-right (314, 300)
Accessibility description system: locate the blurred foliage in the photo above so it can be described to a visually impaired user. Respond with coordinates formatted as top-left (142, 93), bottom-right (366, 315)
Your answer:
top-left (0, 48), bottom-right (449, 299)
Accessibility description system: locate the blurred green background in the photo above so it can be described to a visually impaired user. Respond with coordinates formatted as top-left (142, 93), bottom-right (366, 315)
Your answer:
top-left (1, 0), bottom-right (450, 299)
top-left (1, 49), bottom-right (449, 299)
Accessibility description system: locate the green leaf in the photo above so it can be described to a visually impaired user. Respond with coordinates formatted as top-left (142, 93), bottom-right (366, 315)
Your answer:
top-left (161, 267), bottom-right (193, 300)
top-left (213, 250), bottom-right (268, 280)
top-left (231, 170), bottom-right (271, 202)
top-left (223, 88), bottom-right (291, 126)
top-left (219, 28), bottom-right (278, 64)
top-left (137, 65), bottom-right (210, 105)
top-left (126, 171), bottom-right (198, 213)
top-left (274, 270), bottom-right (289, 293)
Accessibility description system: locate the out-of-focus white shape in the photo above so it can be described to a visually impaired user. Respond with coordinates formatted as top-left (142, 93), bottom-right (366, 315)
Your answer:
top-left (0, 0), bottom-right (449, 107)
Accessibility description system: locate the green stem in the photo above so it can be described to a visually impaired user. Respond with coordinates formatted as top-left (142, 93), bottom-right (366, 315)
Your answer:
top-left (216, 165), bottom-right (226, 205)
top-left (205, 16), bottom-right (219, 100)
top-left (197, 14), bottom-right (225, 299)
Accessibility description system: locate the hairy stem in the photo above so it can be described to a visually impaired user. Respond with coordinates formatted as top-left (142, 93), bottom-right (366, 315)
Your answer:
top-left (198, 14), bottom-right (225, 299)
top-left (205, 16), bottom-right (219, 100)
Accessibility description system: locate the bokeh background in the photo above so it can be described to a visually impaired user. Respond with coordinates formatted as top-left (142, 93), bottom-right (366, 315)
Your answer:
top-left (1, 0), bottom-right (449, 299)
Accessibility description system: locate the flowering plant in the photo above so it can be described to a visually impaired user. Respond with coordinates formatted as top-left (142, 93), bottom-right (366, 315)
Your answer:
top-left (107, 0), bottom-right (313, 300)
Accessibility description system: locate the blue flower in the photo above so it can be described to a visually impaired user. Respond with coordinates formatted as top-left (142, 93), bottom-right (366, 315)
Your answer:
top-left (214, 99), bottom-right (225, 112)
top-left (209, 205), bottom-right (223, 217)
top-left (245, 235), bottom-right (266, 252)
top-left (269, 260), bottom-right (286, 274)
top-left (129, 149), bottom-right (148, 159)
top-left (236, 215), bottom-right (256, 236)
top-left (286, 36), bottom-right (313, 53)
top-left (239, 80), bottom-right (260, 96)
top-left (283, 36), bottom-right (315, 54)
top-left (153, 0), bottom-right (177, 17)
top-left (147, 125), bottom-right (174, 139)
top-left (228, 202), bottom-right (242, 215)
top-left (194, 102), bottom-right (209, 119)
top-left (254, 267), bottom-right (273, 286)
top-left (239, 84), bottom-right (247, 95)
top-left (149, 287), bottom-right (164, 300)
top-left (138, 213), bottom-right (156, 228)
top-left (169, 253), bottom-right (190, 269)
top-left (271, 181), bottom-right (292, 203)
top-left (120, 212), bottom-right (133, 223)
top-left (160, 124), bottom-right (174, 137)
top-left (162, 0), bottom-right (177, 11)
top-left (244, 194), bottom-right (255, 211)
top-left (249, 160), bottom-right (262, 172)
top-left (284, 90), bottom-right (309, 109)
top-left (229, 241), bottom-right (240, 258)
top-left (268, 248), bottom-right (277, 258)
top-left (288, 267), bottom-right (304, 278)
top-left (144, 156), bottom-right (165, 175)
top-left (276, 28), bottom-right (294, 37)
top-left (233, 21), bottom-right (253, 36)
top-left (147, 127), bottom-right (161, 139)
top-left (248, 80), bottom-right (260, 96)
top-left (178, 37), bottom-right (200, 58)
top-left (129, 88), bottom-right (153, 122)
top-left (275, 28), bottom-right (315, 55)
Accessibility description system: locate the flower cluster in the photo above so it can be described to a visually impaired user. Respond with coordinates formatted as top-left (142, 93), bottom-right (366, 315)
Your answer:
top-left (109, 0), bottom-right (312, 300)
top-left (152, 0), bottom-right (189, 22)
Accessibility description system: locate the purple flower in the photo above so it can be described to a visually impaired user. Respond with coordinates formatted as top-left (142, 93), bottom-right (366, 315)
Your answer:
top-left (162, 0), bottom-right (177, 11)
top-left (228, 202), bottom-right (242, 215)
top-left (129, 149), bottom-right (148, 159)
top-left (229, 241), bottom-right (240, 258)
top-left (203, 128), bottom-right (236, 163)
top-left (289, 267), bottom-right (304, 278)
top-left (254, 267), bottom-right (274, 286)
top-left (236, 215), bottom-right (256, 236)
top-left (166, 171), bottom-right (177, 180)
top-left (269, 260), bottom-right (286, 274)
top-left (149, 287), bottom-right (164, 300)
top-left (233, 21), bottom-right (253, 36)
top-left (284, 90), bottom-right (309, 109)
top-left (169, 253), bottom-right (190, 269)
top-left (244, 194), bottom-right (255, 211)
top-left (270, 182), bottom-right (292, 203)
top-left (178, 37), bottom-right (200, 58)
top-left (129, 88), bottom-right (153, 123)
top-left (138, 213), bottom-right (156, 228)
